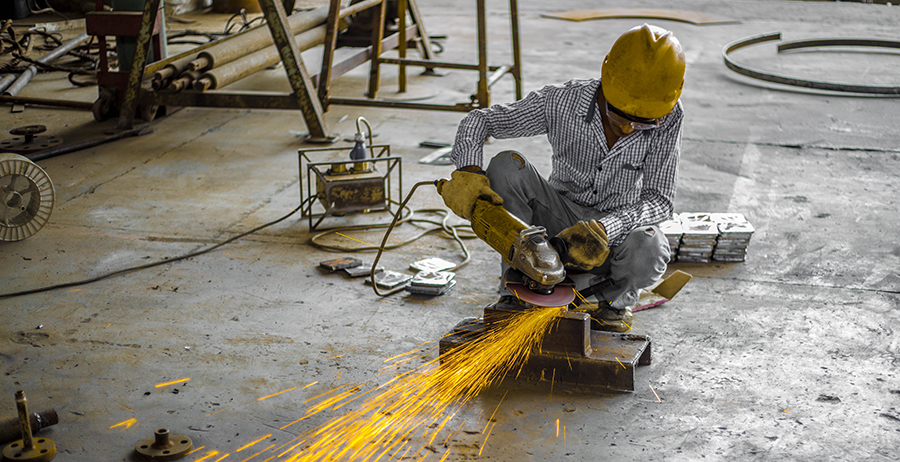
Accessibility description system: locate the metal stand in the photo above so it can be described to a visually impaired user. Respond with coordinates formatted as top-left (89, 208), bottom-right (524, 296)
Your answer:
top-left (85, 0), bottom-right (167, 124)
top-left (95, 0), bottom-right (522, 140)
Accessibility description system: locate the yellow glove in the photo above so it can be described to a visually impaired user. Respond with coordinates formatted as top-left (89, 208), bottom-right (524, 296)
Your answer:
top-left (436, 169), bottom-right (503, 220)
top-left (552, 220), bottom-right (610, 271)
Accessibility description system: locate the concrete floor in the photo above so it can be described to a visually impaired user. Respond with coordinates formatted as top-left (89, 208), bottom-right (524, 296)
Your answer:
top-left (2, 0), bottom-right (900, 460)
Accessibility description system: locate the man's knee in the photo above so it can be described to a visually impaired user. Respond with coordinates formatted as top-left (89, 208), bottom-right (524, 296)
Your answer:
top-left (617, 226), bottom-right (669, 287)
top-left (486, 151), bottom-right (533, 194)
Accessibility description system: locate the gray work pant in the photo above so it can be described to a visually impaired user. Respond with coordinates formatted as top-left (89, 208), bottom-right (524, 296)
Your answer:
top-left (485, 151), bottom-right (670, 309)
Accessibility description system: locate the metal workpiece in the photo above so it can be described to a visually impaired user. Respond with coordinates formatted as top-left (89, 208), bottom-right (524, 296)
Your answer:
top-left (0, 153), bottom-right (55, 242)
top-left (1, 392), bottom-right (56, 462)
top-left (134, 429), bottom-right (192, 461)
top-left (440, 302), bottom-right (651, 392)
top-left (723, 32), bottom-right (900, 95)
top-left (0, 410), bottom-right (58, 445)
top-left (0, 32), bottom-right (91, 97)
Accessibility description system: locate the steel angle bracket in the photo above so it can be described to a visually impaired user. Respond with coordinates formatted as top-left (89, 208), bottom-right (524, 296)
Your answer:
top-left (722, 32), bottom-right (900, 95)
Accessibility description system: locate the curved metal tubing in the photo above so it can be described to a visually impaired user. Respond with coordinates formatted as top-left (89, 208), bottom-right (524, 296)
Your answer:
top-left (722, 32), bottom-right (900, 95)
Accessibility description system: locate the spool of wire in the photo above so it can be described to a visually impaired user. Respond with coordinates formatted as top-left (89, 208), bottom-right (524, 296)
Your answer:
top-left (0, 153), bottom-right (55, 242)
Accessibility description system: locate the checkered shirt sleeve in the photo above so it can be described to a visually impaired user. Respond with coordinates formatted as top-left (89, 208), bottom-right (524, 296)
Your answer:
top-left (451, 79), bottom-right (683, 246)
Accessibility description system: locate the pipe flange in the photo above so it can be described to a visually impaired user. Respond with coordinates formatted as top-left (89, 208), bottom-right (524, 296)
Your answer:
top-left (135, 429), bottom-right (192, 461)
top-left (1, 437), bottom-right (56, 462)
top-left (1, 126), bottom-right (63, 154)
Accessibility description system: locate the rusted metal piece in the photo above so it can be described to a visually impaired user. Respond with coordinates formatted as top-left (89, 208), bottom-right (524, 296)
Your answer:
top-left (116, 0), bottom-right (162, 130)
top-left (440, 301), bottom-right (652, 392)
top-left (723, 32), bottom-right (900, 95)
top-left (258, 0), bottom-right (331, 142)
top-left (508, 0), bottom-right (523, 100)
top-left (366, 0), bottom-right (387, 99)
top-left (475, 0), bottom-right (489, 108)
top-left (0, 410), bottom-right (57, 445)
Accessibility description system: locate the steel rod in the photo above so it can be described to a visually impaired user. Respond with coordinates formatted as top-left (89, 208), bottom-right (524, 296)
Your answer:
top-left (2, 32), bottom-right (90, 96)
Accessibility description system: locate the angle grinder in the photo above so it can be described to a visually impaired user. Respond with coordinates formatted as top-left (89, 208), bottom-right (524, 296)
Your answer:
top-left (435, 179), bottom-right (575, 307)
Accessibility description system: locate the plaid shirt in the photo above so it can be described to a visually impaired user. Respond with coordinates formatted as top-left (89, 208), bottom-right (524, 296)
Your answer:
top-left (451, 78), bottom-right (683, 246)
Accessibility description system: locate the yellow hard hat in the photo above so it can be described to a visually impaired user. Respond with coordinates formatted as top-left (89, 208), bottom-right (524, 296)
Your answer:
top-left (601, 24), bottom-right (686, 120)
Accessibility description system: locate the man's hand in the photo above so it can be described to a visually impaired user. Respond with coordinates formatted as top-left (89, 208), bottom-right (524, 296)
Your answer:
top-left (436, 168), bottom-right (503, 220)
top-left (551, 220), bottom-right (610, 271)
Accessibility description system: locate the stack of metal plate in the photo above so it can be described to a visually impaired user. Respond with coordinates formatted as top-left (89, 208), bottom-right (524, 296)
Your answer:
top-left (677, 213), bottom-right (719, 263)
top-left (711, 213), bottom-right (755, 261)
top-left (658, 215), bottom-right (684, 261)
top-left (406, 271), bottom-right (457, 295)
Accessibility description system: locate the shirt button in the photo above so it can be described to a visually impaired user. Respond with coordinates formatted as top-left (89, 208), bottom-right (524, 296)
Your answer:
top-left (593, 190), bottom-right (598, 195)
top-left (597, 166), bottom-right (603, 172)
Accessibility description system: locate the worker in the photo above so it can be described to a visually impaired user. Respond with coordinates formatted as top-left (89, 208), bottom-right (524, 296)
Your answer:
top-left (439, 24), bottom-right (685, 332)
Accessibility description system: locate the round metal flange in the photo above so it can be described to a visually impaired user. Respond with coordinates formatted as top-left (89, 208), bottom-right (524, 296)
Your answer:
top-left (0, 153), bottom-right (56, 242)
top-left (1, 126), bottom-right (63, 154)
top-left (2, 437), bottom-right (56, 462)
top-left (135, 428), bottom-right (192, 461)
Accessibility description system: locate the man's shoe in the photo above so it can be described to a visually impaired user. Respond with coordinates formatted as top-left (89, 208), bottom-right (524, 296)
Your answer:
top-left (580, 303), bottom-right (633, 333)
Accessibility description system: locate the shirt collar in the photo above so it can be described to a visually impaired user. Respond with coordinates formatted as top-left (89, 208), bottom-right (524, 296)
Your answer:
top-left (582, 79), bottom-right (603, 124)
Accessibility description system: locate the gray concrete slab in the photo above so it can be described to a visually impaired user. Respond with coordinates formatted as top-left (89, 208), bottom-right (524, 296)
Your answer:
top-left (2, 0), bottom-right (899, 461)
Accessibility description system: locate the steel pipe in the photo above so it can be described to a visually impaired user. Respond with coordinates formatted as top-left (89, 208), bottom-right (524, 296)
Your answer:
top-left (195, 25), bottom-right (327, 91)
top-left (2, 32), bottom-right (90, 96)
top-left (187, 5), bottom-right (329, 74)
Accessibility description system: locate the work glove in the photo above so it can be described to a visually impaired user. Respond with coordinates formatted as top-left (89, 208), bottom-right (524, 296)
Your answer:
top-left (436, 169), bottom-right (503, 221)
top-left (550, 220), bottom-right (610, 271)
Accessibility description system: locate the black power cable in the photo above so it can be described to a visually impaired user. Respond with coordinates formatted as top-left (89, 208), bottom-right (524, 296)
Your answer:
top-left (0, 198), bottom-right (310, 300)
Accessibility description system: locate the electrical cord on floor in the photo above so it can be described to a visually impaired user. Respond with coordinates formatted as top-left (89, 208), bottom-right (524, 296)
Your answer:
top-left (0, 198), bottom-right (312, 300)
top-left (365, 181), bottom-right (476, 297)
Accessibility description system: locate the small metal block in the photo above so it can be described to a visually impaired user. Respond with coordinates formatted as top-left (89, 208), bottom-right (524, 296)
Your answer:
top-left (135, 429), bottom-right (192, 461)
top-left (2, 437), bottom-right (56, 462)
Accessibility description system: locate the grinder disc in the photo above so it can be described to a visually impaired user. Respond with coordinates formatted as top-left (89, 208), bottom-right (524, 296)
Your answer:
top-left (507, 283), bottom-right (575, 307)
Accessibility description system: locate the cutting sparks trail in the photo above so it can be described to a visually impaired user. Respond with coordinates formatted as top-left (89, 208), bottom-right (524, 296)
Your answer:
top-left (272, 306), bottom-right (566, 461)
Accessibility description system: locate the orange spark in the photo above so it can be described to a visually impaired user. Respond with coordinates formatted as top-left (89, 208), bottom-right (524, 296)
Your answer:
top-left (192, 450), bottom-right (220, 462)
top-left (109, 417), bottom-right (137, 430)
top-left (649, 382), bottom-right (661, 403)
top-left (239, 444), bottom-right (275, 462)
top-left (212, 453), bottom-right (230, 462)
top-left (615, 357), bottom-right (626, 369)
top-left (258, 387), bottom-right (297, 401)
top-left (237, 434), bottom-right (272, 452)
top-left (302, 381), bottom-right (318, 389)
top-left (278, 306), bottom-right (565, 461)
top-left (155, 378), bottom-right (190, 388)
top-left (186, 446), bottom-right (205, 455)
top-left (116, 404), bottom-right (134, 413)
top-left (556, 419), bottom-right (560, 437)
